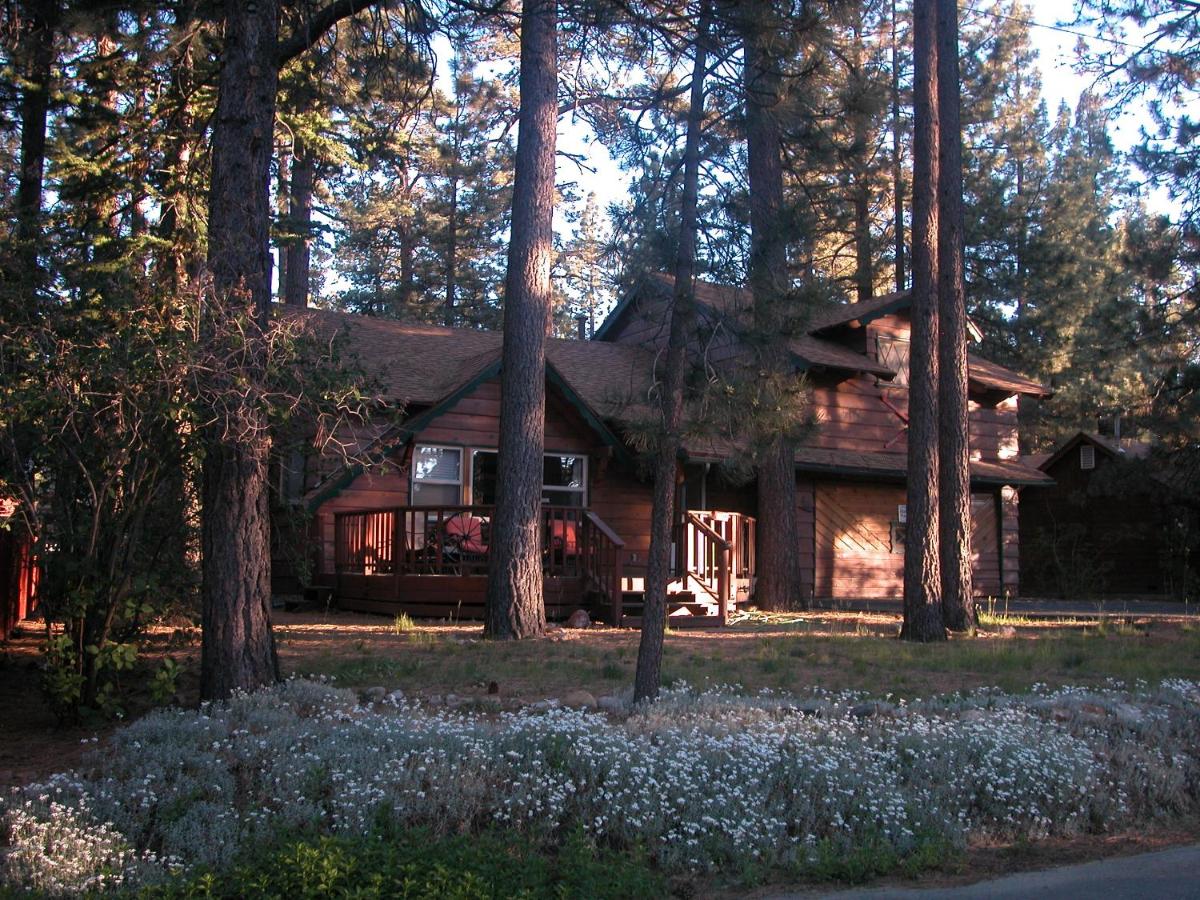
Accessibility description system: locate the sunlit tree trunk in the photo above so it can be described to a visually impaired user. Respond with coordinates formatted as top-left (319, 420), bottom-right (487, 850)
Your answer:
top-left (901, 0), bottom-right (945, 642)
top-left (284, 137), bottom-right (313, 307)
top-left (635, 3), bottom-right (709, 705)
top-left (936, 0), bottom-right (974, 631)
top-left (484, 0), bottom-right (557, 640)
top-left (891, 0), bottom-right (906, 293)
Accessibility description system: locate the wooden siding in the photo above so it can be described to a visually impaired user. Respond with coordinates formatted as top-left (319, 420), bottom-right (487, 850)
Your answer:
top-left (813, 482), bottom-right (1003, 599)
top-left (815, 483), bottom-right (905, 599)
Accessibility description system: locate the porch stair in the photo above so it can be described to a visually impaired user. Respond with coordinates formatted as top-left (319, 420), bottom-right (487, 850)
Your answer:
top-left (606, 589), bottom-right (725, 629)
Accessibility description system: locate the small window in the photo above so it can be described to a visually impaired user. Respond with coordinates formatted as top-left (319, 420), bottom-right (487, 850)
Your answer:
top-left (543, 455), bottom-right (587, 506)
top-left (412, 445), bottom-right (462, 505)
top-left (1080, 445), bottom-right (1095, 471)
top-left (875, 335), bottom-right (911, 387)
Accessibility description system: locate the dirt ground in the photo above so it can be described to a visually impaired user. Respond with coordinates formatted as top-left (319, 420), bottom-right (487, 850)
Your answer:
top-left (2, 607), bottom-right (1199, 891)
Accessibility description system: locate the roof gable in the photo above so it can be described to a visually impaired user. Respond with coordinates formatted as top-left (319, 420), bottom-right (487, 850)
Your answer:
top-left (306, 355), bottom-right (630, 511)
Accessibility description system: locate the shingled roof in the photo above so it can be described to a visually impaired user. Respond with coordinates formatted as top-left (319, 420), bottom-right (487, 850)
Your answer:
top-left (283, 306), bottom-right (655, 417)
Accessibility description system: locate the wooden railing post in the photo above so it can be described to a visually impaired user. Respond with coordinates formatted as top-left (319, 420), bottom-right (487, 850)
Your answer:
top-left (718, 543), bottom-right (730, 625)
top-left (612, 549), bottom-right (623, 629)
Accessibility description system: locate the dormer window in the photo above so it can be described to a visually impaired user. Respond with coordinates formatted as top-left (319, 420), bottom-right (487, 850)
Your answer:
top-left (875, 335), bottom-right (911, 387)
top-left (1080, 445), bottom-right (1095, 470)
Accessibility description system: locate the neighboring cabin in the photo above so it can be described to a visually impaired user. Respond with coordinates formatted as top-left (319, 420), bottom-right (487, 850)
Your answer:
top-left (285, 274), bottom-right (1051, 624)
top-left (1020, 431), bottom-right (1198, 599)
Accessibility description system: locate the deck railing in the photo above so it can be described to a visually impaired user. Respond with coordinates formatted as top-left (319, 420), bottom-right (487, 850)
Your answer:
top-left (334, 505), bottom-right (624, 619)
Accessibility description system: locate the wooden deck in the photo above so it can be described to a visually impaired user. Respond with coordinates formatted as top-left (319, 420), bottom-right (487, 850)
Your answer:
top-left (327, 505), bottom-right (756, 628)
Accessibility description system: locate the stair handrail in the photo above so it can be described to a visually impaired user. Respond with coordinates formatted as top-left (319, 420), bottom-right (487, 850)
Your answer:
top-left (584, 511), bottom-right (625, 628)
top-left (683, 511), bottom-right (732, 623)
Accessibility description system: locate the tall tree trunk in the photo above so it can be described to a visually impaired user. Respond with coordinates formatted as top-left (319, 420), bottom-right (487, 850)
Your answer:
top-left (445, 172), bottom-right (459, 326)
top-left (936, 0), bottom-right (974, 631)
top-left (743, 12), bottom-right (805, 611)
top-left (484, 0), bottom-right (556, 640)
top-left (157, 3), bottom-right (200, 290)
top-left (854, 174), bottom-right (873, 301)
top-left (200, 0), bottom-right (281, 699)
top-left (892, 0), bottom-right (906, 293)
top-left (634, 4), bottom-right (709, 705)
top-left (13, 0), bottom-right (58, 281)
top-left (901, 0), bottom-right (945, 641)
top-left (276, 143), bottom-right (290, 300)
top-left (284, 137), bottom-right (313, 307)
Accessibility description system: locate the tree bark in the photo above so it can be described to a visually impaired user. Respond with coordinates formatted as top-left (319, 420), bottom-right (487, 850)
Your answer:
top-left (901, 0), bottom-right (945, 642)
top-left (484, 0), bottom-right (557, 640)
top-left (13, 0), bottom-right (58, 280)
top-left (200, 0), bottom-right (281, 698)
top-left (634, 3), bottom-right (709, 705)
top-left (743, 12), bottom-right (805, 611)
top-left (892, 0), bottom-right (906, 293)
top-left (936, 0), bottom-right (974, 631)
top-left (284, 137), bottom-right (313, 307)
top-left (445, 171), bottom-right (459, 326)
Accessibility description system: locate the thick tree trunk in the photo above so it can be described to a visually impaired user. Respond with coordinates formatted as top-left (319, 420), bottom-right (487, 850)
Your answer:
top-left (901, 0), bottom-right (945, 642)
top-left (634, 5), bottom-right (709, 705)
top-left (936, 0), bottom-right (974, 631)
top-left (743, 15), bottom-right (805, 611)
top-left (892, 0), bottom-right (906, 292)
top-left (13, 0), bottom-right (58, 279)
top-left (284, 138), bottom-right (313, 307)
top-left (484, 0), bottom-right (556, 640)
top-left (200, 0), bottom-right (281, 698)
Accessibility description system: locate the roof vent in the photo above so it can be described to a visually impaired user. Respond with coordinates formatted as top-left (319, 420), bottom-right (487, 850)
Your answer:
top-left (1080, 445), bottom-right (1095, 470)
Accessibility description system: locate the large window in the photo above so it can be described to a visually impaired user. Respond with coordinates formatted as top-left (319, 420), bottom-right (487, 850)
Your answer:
top-left (411, 445), bottom-right (462, 505)
top-left (470, 450), bottom-right (586, 506)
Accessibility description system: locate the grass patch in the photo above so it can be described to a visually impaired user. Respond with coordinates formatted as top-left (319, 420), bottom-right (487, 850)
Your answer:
top-left (280, 611), bottom-right (1200, 702)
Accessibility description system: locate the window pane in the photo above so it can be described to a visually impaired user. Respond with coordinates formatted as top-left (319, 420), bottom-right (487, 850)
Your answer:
top-left (543, 488), bottom-right (584, 507)
top-left (414, 446), bottom-right (461, 483)
top-left (543, 455), bottom-right (583, 489)
top-left (413, 481), bottom-right (460, 505)
top-left (472, 451), bottom-right (498, 505)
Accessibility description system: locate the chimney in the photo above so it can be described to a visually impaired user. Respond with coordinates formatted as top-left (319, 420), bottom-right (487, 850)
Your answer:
top-left (575, 314), bottom-right (588, 341)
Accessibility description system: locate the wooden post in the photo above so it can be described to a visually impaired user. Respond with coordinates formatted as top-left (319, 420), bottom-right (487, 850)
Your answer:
top-left (612, 548), bottom-right (623, 629)
top-left (718, 543), bottom-right (730, 625)
top-left (392, 507), bottom-right (402, 597)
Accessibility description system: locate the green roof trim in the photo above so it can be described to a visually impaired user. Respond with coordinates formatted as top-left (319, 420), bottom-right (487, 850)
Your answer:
top-left (592, 283), bottom-right (641, 341)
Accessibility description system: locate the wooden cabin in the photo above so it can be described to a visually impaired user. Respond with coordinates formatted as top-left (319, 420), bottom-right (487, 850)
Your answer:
top-left (285, 274), bottom-right (1051, 625)
top-left (1020, 431), bottom-right (1196, 598)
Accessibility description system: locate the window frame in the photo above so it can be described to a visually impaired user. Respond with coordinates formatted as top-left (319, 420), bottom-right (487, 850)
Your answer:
top-left (468, 449), bottom-right (588, 507)
top-left (410, 444), bottom-right (465, 505)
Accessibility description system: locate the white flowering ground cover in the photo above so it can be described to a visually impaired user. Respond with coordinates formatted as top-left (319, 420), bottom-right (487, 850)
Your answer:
top-left (3, 677), bottom-right (1199, 895)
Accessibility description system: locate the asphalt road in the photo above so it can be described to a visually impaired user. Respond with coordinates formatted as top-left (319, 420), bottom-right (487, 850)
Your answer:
top-left (787, 844), bottom-right (1200, 899)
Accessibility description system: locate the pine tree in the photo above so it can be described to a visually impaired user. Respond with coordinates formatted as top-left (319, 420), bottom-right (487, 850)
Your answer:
top-left (901, 0), bottom-right (945, 642)
top-left (936, 0), bottom-right (974, 632)
top-left (634, 0), bottom-right (710, 705)
top-left (485, 0), bottom-right (557, 641)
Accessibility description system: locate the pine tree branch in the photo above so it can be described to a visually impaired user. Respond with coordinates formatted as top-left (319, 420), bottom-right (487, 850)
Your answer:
top-left (276, 0), bottom-right (395, 66)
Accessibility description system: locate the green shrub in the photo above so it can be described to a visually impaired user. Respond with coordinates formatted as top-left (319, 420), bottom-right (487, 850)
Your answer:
top-left (134, 826), bottom-right (663, 899)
